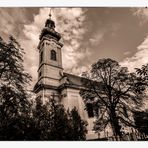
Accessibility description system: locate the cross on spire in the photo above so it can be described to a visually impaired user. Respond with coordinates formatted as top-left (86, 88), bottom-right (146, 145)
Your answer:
top-left (49, 8), bottom-right (52, 19)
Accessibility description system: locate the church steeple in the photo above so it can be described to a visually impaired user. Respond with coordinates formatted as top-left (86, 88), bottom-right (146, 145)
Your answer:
top-left (39, 11), bottom-right (61, 41)
top-left (34, 10), bottom-right (63, 97)
top-left (45, 11), bottom-right (55, 29)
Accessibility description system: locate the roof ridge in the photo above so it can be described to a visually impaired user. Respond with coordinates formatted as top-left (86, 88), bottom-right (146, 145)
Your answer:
top-left (63, 72), bottom-right (82, 78)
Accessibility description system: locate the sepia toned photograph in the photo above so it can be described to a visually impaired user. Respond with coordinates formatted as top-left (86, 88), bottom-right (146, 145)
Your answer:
top-left (0, 7), bottom-right (148, 141)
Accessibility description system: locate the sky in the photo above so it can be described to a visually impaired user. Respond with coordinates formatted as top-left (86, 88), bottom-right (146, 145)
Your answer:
top-left (0, 7), bottom-right (148, 88)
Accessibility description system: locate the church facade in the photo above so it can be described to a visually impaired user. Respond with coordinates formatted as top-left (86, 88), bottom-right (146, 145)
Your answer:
top-left (33, 14), bottom-right (100, 140)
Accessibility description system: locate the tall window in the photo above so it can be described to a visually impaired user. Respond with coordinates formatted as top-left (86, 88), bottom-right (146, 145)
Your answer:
top-left (86, 103), bottom-right (94, 118)
top-left (51, 50), bottom-right (56, 61)
top-left (40, 51), bottom-right (43, 63)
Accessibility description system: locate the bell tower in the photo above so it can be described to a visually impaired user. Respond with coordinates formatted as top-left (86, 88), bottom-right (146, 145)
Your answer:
top-left (34, 12), bottom-right (63, 101)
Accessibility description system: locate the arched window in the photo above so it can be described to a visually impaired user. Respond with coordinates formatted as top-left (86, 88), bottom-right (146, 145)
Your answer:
top-left (51, 50), bottom-right (56, 61)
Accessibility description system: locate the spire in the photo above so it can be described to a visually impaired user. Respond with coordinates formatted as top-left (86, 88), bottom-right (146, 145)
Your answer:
top-left (44, 8), bottom-right (55, 29)
top-left (39, 9), bottom-right (61, 41)
top-left (49, 8), bottom-right (52, 19)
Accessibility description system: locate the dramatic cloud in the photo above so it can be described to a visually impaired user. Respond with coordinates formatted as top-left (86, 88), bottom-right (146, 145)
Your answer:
top-left (0, 8), bottom-right (29, 39)
top-left (120, 44), bottom-right (148, 72)
top-left (133, 8), bottom-right (148, 24)
top-left (89, 30), bottom-right (105, 46)
top-left (120, 8), bottom-right (148, 72)
top-left (53, 8), bottom-right (88, 72)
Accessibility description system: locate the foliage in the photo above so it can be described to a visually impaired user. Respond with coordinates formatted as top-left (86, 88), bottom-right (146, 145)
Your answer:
top-left (133, 64), bottom-right (148, 135)
top-left (134, 64), bottom-right (148, 93)
top-left (135, 64), bottom-right (148, 77)
top-left (0, 35), bottom-right (87, 140)
top-left (80, 58), bottom-right (146, 139)
top-left (32, 98), bottom-right (88, 141)
top-left (133, 110), bottom-right (148, 136)
top-left (0, 36), bottom-right (32, 117)
top-left (68, 107), bottom-right (88, 140)
top-left (0, 35), bottom-right (32, 140)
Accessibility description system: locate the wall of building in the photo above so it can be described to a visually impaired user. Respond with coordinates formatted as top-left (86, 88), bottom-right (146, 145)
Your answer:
top-left (36, 88), bottom-right (59, 104)
top-left (44, 40), bottom-right (62, 68)
top-left (38, 65), bottom-right (62, 87)
top-left (60, 87), bottom-right (98, 140)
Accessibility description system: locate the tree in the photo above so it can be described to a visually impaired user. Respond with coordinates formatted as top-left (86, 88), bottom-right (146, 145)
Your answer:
top-left (43, 97), bottom-right (72, 140)
top-left (133, 110), bottom-right (148, 136)
top-left (32, 97), bottom-right (88, 141)
top-left (0, 36), bottom-right (32, 115)
top-left (0, 36), bottom-right (32, 140)
top-left (135, 64), bottom-right (148, 77)
top-left (80, 58), bottom-right (144, 140)
top-left (0, 35), bottom-right (88, 141)
top-left (68, 107), bottom-right (88, 140)
top-left (133, 64), bottom-right (148, 138)
top-left (134, 64), bottom-right (148, 93)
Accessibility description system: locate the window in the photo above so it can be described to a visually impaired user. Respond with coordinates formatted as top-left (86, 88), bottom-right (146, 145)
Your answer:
top-left (86, 103), bottom-right (94, 118)
top-left (40, 51), bottom-right (43, 63)
top-left (51, 50), bottom-right (56, 61)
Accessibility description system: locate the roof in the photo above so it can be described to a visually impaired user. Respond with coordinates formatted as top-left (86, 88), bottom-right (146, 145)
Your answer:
top-left (63, 72), bottom-right (82, 86)
top-left (59, 72), bottom-right (102, 91)
top-left (58, 72), bottom-right (84, 90)
top-left (62, 73), bottom-right (82, 86)
top-left (33, 72), bottom-right (88, 92)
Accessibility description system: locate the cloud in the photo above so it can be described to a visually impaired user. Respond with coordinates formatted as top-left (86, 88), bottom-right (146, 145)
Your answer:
top-left (89, 30), bottom-right (105, 46)
top-left (132, 8), bottom-right (148, 24)
top-left (0, 8), bottom-right (29, 40)
top-left (120, 36), bottom-right (148, 72)
top-left (119, 8), bottom-right (148, 72)
top-left (53, 8), bottom-right (88, 71)
top-left (123, 51), bottom-right (130, 56)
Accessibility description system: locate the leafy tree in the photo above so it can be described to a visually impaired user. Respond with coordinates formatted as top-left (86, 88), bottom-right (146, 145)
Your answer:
top-left (32, 97), bottom-right (88, 141)
top-left (0, 113), bottom-right (40, 140)
top-left (133, 110), bottom-right (148, 136)
top-left (0, 36), bottom-right (32, 140)
top-left (134, 64), bottom-right (148, 93)
top-left (0, 36), bottom-right (32, 115)
top-left (135, 64), bottom-right (148, 77)
top-left (32, 97), bottom-right (71, 140)
top-left (68, 107), bottom-right (88, 140)
top-left (80, 58), bottom-right (144, 140)
top-left (133, 64), bottom-right (148, 137)
top-left (0, 35), bottom-right (87, 141)
top-left (48, 98), bottom-right (72, 140)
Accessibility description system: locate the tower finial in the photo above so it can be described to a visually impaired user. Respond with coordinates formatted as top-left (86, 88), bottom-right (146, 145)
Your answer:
top-left (49, 8), bottom-right (52, 19)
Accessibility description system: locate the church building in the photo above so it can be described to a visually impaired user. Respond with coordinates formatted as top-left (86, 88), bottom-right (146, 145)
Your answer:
top-left (33, 13), bottom-right (100, 140)
top-left (32, 11), bottom-right (148, 141)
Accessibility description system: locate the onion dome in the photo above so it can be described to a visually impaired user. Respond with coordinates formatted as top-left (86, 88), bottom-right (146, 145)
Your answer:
top-left (39, 13), bottom-right (61, 41)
